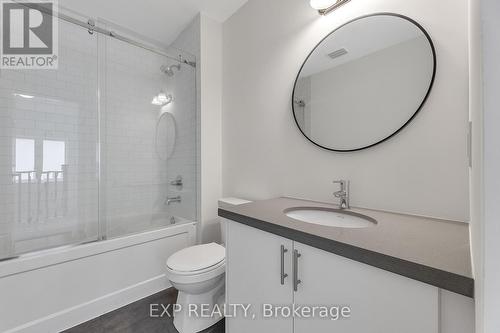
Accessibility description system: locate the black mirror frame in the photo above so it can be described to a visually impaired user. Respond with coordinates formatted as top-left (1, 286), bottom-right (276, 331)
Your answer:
top-left (291, 13), bottom-right (437, 153)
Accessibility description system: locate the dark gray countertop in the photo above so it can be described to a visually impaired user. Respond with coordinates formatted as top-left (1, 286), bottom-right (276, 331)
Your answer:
top-left (218, 197), bottom-right (473, 297)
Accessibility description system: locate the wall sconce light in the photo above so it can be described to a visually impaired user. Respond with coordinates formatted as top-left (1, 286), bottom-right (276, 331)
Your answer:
top-left (151, 92), bottom-right (173, 106)
top-left (310, 0), bottom-right (350, 15)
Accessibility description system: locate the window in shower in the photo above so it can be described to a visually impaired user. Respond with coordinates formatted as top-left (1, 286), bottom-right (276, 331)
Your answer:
top-left (42, 140), bottom-right (65, 181)
top-left (14, 139), bottom-right (35, 182)
top-left (0, 17), bottom-right (99, 259)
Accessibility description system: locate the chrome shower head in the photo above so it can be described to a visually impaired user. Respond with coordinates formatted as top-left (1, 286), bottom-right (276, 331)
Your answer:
top-left (161, 64), bottom-right (181, 77)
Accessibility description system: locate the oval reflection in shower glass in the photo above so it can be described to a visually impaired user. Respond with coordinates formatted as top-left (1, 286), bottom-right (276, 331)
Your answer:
top-left (155, 111), bottom-right (176, 161)
top-left (292, 14), bottom-right (436, 152)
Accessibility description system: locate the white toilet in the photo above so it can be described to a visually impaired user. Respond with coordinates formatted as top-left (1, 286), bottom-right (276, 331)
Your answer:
top-left (166, 242), bottom-right (226, 333)
top-left (166, 198), bottom-right (251, 333)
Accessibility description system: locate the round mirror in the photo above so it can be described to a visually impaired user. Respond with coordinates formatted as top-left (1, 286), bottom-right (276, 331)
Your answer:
top-left (292, 14), bottom-right (436, 152)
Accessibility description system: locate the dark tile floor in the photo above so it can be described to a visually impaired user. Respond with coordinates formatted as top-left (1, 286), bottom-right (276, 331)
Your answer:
top-left (62, 288), bottom-right (225, 333)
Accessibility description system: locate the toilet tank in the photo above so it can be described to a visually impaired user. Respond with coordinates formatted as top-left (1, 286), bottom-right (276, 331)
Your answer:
top-left (218, 197), bottom-right (252, 245)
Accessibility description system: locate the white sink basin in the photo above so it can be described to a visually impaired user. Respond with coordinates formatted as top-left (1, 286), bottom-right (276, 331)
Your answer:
top-left (284, 207), bottom-right (377, 228)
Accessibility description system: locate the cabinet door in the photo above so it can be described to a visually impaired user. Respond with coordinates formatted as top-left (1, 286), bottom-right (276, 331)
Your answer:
top-left (293, 242), bottom-right (439, 333)
top-left (225, 220), bottom-right (293, 333)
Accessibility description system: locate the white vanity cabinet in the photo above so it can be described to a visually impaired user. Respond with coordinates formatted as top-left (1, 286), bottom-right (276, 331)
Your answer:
top-left (293, 242), bottom-right (438, 333)
top-left (225, 219), bottom-right (439, 333)
top-left (225, 220), bottom-right (294, 333)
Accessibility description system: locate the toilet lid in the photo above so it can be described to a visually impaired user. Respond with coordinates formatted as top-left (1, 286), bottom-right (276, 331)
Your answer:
top-left (167, 243), bottom-right (225, 272)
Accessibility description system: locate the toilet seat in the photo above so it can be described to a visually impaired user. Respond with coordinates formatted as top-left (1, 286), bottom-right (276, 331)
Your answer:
top-left (167, 243), bottom-right (225, 272)
top-left (166, 243), bottom-right (226, 285)
top-left (167, 259), bottom-right (225, 284)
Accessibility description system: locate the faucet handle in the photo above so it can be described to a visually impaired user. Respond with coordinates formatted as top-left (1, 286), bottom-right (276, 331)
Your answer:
top-left (332, 180), bottom-right (350, 209)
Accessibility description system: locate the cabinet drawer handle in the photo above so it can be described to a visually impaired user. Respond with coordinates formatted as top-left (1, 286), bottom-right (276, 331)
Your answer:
top-left (293, 249), bottom-right (302, 291)
top-left (280, 245), bottom-right (288, 285)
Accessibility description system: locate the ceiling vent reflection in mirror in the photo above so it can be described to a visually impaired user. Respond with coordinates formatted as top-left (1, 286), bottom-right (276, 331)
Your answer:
top-left (310, 0), bottom-right (351, 15)
top-left (328, 48), bottom-right (348, 59)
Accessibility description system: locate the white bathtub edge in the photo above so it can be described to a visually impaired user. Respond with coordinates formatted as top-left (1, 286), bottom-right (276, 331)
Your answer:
top-left (0, 222), bottom-right (197, 278)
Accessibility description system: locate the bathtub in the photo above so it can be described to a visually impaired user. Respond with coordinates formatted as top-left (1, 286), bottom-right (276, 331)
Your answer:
top-left (0, 221), bottom-right (197, 333)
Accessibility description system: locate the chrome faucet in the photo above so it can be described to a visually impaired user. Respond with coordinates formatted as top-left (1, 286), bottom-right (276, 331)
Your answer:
top-left (170, 175), bottom-right (183, 189)
top-left (333, 180), bottom-right (350, 209)
top-left (165, 196), bottom-right (181, 205)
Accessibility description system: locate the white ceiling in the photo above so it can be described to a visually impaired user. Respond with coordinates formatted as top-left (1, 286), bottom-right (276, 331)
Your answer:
top-left (60, 0), bottom-right (248, 46)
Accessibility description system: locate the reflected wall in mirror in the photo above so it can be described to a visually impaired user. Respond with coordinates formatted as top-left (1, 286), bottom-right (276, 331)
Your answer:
top-left (292, 14), bottom-right (436, 152)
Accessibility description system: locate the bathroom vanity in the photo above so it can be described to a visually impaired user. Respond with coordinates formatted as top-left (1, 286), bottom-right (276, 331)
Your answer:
top-left (219, 197), bottom-right (473, 333)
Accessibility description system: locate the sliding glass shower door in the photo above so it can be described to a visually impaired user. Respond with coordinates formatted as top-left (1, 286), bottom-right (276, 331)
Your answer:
top-left (0, 19), bottom-right (99, 259)
top-left (0, 11), bottom-right (197, 260)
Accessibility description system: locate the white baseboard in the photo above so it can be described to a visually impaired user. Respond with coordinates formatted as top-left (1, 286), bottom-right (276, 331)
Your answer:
top-left (6, 275), bottom-right (172, 333)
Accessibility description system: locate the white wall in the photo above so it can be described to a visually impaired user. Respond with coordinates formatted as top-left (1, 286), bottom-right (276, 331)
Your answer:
top-left (171, 15), bottom-right (223, 243)
top-left (222, 0), bottom-right (470, 221)
top-left (468, 0), bottom-right (484, 332)
top-left (199, 16), bottom-right (224, 243)
top-left (480, 0), bottom-right (500, 332)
